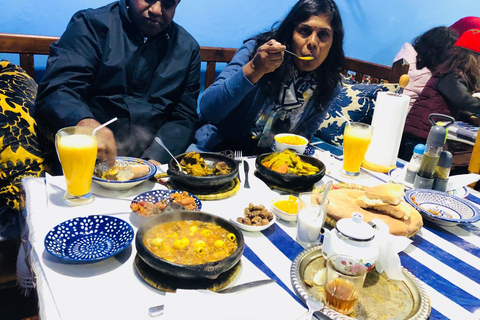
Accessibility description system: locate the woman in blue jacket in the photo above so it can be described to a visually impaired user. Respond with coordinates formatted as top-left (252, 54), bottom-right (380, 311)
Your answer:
top-left (195, 0), bottom-right (344, 155)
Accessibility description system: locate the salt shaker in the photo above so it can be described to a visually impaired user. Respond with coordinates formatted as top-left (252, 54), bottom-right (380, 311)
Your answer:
top-left (404, 144), bottom-right (425, 184)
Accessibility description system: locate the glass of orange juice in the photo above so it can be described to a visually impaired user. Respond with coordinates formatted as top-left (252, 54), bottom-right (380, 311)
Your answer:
top-left (342, 122), bottom-right (373, 177)
top-left (55, 126), bottom-right (98, 205)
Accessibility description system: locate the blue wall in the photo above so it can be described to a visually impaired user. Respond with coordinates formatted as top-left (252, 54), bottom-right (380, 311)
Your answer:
top-left (1, 0), bottom-right (478, 67)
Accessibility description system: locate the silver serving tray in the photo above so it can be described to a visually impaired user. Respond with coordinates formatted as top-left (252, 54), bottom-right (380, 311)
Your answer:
top-left (291, 245), bottom-right (431, 320)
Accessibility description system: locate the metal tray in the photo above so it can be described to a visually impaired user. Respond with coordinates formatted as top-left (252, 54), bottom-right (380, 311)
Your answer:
top-left (291, 245), bottom-right (431, 320)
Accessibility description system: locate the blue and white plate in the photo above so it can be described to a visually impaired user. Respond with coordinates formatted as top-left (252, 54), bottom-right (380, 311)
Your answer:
top-left (131, 190), bottom-right (202, 216)
top-left (93, 157), bottom-right (156, 191)
top-left (405, 189), bottom-right (480, 226)
top-left (44, 215), bottom-right (134, 262)
top-left (269, 142), bottom-right (315, 156)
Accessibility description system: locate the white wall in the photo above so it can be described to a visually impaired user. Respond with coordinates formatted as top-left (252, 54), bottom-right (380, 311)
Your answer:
top-left (1, 0), bottom-right (478, 66)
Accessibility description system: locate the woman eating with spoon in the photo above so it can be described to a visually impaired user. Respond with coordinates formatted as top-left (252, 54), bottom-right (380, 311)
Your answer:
top-left (193, 0), bottom-right (344, 155)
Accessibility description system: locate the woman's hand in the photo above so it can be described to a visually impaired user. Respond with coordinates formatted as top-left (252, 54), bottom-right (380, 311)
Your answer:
top-left (76, 118), bottom-right (117, 168)
top-left (243, 39), bottom-right (286, 84)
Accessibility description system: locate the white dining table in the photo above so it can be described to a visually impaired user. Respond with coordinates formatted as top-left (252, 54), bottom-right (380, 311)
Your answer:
top-left (21, 146), bottom-right (480, 320)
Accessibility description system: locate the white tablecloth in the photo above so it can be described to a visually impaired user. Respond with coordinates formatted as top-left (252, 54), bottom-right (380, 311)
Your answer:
top-left (23, 152), bottom-right (480, 320)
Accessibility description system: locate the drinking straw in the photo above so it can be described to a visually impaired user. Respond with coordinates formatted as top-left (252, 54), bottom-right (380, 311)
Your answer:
top-left (92, 117), bottom-right (118, 135)
top-left (335, 111), bottom-right (351, 125)
top-left (318, 181), bottom-right (332, 218)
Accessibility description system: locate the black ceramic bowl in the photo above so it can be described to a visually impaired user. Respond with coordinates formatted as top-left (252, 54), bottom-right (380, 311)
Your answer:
top-left (255, 152), bottom-right (326, 189)
top-left (167, 152), bottom-right (238, 190)
top-left (136, 208), bottom-right (244, 280)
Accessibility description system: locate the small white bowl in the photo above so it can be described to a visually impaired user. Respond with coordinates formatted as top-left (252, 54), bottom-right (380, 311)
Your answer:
top-left (271, 195), bottom-right (298, 222)
top-left (230, 214), bottom-right (276, 232)
top-left (274, 133), bottom-right (308, 154)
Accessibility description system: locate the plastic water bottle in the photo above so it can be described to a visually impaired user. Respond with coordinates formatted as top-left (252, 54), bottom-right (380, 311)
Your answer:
top-left (404, 144), bottom-right (425, 184)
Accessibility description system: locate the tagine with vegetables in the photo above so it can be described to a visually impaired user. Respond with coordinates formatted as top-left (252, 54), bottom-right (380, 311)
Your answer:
top-left (261, 150), bottom-right (319, 175)
top-left (180, 151), bottom-right (232, 177)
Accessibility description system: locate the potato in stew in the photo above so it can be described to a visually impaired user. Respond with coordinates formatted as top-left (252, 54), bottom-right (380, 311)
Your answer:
top-left (143, 220), bottom-right (238, 265)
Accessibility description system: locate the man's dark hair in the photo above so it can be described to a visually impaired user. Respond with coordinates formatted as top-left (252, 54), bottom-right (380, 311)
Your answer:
top-left (248, 0), bottom-right (344, 109)
top-left (413, 26), bottom-right (458, 72)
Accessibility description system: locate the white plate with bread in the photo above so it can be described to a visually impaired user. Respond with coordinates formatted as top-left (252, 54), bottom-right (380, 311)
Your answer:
top-left (93, 157), bottom-right (156, 190)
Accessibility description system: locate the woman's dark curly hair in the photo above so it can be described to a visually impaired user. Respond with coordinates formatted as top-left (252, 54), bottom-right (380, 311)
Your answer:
top-left (413, 26), bottom-right (458, 72)
top-left (248, 0), bottom-right (344, 109)
top-left (434, 46), bottom-right (480, 92)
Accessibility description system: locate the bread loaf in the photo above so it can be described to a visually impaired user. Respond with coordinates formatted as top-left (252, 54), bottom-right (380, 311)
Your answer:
top-left (364, 183), bottom-right (405, 205)
top-left (104, 164), bottom-right (150, 181)
top-left (326, 187), bottom-right (422, 237)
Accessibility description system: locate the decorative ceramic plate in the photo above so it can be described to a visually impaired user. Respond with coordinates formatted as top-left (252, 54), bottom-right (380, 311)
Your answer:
top-left (270, 142), bottom-right (315, 156)
top-left (230, 214), bottom-right (276, 232)
top-left (93, 157), bottom-right (156, 191)
top-left (388, 168), bottom-right (469, 198)
top-left (131, 190), bottom-right (202, 217)
top-left (291, 244), bottom-right (431, 320)
top-left (405, 189), bottom-right (480, 226)
top-left (44, 215), bottom-right (134, 262)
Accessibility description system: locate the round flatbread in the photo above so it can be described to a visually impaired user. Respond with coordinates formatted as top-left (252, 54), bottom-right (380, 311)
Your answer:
top-left (325, 187), bottom-right (422, 237)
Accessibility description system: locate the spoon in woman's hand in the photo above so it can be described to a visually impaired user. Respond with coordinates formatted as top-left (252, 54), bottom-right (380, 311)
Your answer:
top-left (285, 49), bottom-right (314, 61)
top-left (154, 137), bottom-right (185, 174)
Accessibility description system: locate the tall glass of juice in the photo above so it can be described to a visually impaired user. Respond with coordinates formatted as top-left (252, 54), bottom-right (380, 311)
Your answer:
top-left (342, 122), bottom-right (373, 177)
top-left (55, 126), bottom-right (98, 205)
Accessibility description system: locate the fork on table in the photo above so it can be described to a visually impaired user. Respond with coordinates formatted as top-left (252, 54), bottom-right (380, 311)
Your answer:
top-left (234, 150), bottom-right (242, 182)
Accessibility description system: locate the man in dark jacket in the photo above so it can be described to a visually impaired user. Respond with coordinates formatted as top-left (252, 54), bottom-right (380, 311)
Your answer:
top-left (35, 0), bottom-right (200, 169)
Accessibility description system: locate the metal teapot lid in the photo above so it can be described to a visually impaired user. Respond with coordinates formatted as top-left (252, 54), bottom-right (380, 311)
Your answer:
top-left (335, 213), bottom-right (375, 241)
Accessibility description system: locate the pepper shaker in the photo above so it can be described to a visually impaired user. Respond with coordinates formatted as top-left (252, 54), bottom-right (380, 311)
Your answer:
top-left (433, 151), bottom-right (453, 192)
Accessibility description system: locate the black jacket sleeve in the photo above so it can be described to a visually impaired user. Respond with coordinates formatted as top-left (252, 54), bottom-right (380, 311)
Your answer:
top-left (35, 11), bottom-right (100, 131)
top-left (436, 72), bottom-right (480, 115)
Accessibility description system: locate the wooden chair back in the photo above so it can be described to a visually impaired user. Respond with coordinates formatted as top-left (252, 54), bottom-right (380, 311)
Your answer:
top-left (0, 33), bottom-right (236, 90)
top-left (0, 33), bottom-right (408, 88)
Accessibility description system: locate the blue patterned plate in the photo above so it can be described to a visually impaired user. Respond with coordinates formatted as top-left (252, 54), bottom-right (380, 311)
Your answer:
top-left (93, 157), bottom-right (156, 191)
top-left (131, 190), bottom-right (202, 217)
top-left (44, 215), bottom-right (134, 262)
top-left (269, 142), bottom-right (315, 156)
top-left (405, 189), bottom-right (480, 226)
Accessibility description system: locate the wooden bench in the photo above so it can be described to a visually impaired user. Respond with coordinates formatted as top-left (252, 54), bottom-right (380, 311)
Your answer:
top-left (0, 33), bottom-right (408, 88)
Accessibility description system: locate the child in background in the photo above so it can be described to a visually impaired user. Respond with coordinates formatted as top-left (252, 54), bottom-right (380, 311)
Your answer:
top-left (400, 29), bottom-right (480, 160)
top-left (393, 27), bottom-right (458, 111)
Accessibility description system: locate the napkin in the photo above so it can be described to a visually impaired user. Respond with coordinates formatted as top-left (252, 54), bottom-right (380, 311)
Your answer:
top-left (162, 283), bottom-right (305, 320)
top-left (372, 219), bottom-right (412, 281)
top-left (447, 173), bottom-right (480, 191)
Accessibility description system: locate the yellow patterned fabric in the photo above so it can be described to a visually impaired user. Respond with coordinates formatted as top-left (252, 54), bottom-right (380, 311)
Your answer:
top-left (0, 60), bottom-right (46, 211)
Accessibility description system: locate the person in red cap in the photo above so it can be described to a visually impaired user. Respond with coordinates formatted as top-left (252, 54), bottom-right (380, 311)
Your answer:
top-left (399, 29), bottom-right (480, 160)
top-left (449, 16), bottom-right (480, 37)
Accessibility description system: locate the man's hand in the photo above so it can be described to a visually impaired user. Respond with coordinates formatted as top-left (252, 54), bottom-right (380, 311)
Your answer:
top-left (243, 39), bottom-right (285, 84)
top-left (77, 118), bottom-right (117, 167)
